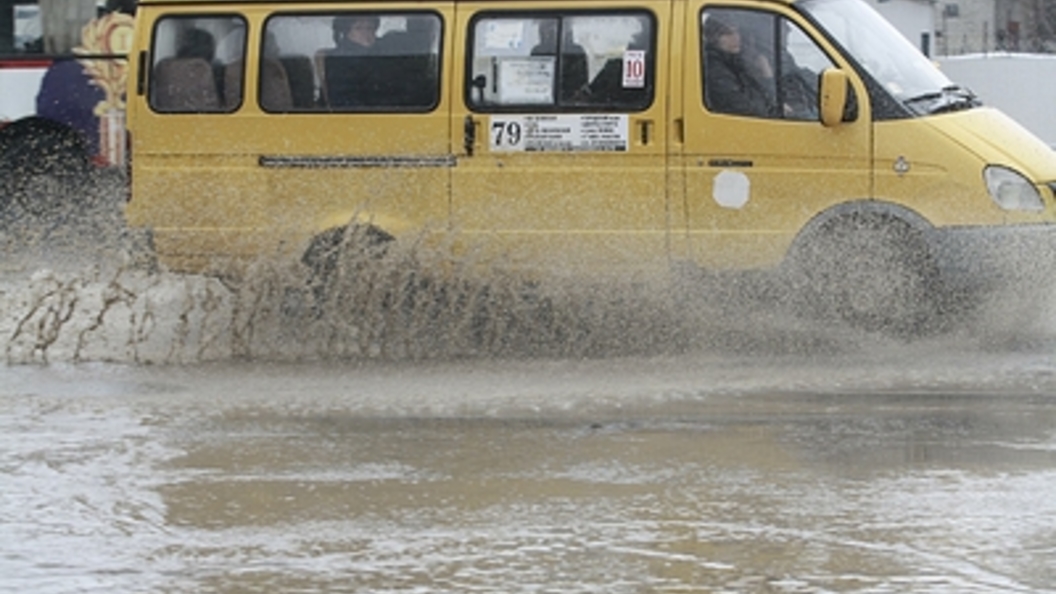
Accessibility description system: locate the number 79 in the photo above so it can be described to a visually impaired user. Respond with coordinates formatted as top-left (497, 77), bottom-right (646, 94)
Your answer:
top-left (492, 121), bottom-right (522, 147)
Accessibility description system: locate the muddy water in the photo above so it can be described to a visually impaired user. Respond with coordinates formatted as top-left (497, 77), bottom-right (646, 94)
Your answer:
top-left (4, 353), bottom-right (1056, 594)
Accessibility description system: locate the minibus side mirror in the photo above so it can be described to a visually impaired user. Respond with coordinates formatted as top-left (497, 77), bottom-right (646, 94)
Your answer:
top-left (819, 68), bottom-right (848, 128)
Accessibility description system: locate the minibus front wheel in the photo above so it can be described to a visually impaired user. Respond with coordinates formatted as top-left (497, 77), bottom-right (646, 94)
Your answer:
top-left (788, 213), bottom-right (943, 337)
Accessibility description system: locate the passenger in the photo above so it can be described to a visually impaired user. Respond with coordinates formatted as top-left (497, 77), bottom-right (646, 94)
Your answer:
top-left (530, 20), bottom-right (589, 102)
top-left (332, 14), bottom-right (380, 55)
top-left (702, 16), bottom-right (777, 117)
top-left (326, 15), bottom-right (384, 107)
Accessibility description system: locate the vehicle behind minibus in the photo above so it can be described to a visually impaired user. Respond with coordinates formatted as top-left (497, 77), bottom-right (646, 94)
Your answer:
top-left (0, 1), bottom-right (136, 222)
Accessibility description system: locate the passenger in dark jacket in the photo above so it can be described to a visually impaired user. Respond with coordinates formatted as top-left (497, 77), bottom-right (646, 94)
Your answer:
top-left (327, 15), bottom-right (384, 107)
top-left (702, 16), bottom-right (776, 117)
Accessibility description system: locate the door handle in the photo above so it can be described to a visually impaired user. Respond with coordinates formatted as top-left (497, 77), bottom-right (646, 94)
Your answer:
top-left (638, 119), bottom-right (653, 145)
top-left (463, 115), bottom-right (477, 156)
top-left (137, 50), bottom-right (148, 96)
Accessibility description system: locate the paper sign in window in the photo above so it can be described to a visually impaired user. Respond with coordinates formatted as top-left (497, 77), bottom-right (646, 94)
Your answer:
top-left (498, 57), bottom-right (555, 104)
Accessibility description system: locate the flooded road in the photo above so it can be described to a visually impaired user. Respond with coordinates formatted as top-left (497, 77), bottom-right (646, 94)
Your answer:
top-left (4, 351), bottom-right (1056, 593)
top-left (3, 212), bottom-right (1056, 592)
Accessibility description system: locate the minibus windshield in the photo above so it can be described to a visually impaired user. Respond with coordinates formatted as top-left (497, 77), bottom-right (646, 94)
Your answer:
top-left (800, 0), bottom-right (979, 115)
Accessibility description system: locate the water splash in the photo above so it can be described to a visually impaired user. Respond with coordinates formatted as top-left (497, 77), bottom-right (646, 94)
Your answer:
top-left (1, 221), bottom-right (706, 364)
top-left (5, 179), bottom-right (1056, 365)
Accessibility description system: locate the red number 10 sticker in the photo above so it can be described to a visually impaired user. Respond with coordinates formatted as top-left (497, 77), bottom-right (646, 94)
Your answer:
top-left (622, 50), bottom-right (646, 88)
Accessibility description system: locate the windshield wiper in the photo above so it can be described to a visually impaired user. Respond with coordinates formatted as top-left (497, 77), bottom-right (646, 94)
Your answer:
top-left (904, 91), bottom-right (943, 105)
top-left (903, 85), bottom-right (980, 114)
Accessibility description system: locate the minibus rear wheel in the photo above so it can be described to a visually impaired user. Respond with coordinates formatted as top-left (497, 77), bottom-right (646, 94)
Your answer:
top-left (790, 213), bottom-right (942, 338)
top-left (301, 225), bottom-right (394, 311)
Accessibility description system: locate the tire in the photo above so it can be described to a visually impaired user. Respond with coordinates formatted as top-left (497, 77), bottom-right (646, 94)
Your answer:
top-left (789, 214), bottom-right (943, 337)
top-left (0, 118), bottom-right (91, 222)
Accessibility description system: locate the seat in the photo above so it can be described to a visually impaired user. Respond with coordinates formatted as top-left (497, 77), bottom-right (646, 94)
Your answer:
top-left (373, 54), bottom-right (438, 107)
top-left (224, 61), bottom-right (244, 108)
top-left (325, 54), bottom-right (388, 108)
top-left (221, 59), bottom-right (292, 111)
top-left (280, 56), bottom-right (316, 108)
top-left (151, 57), bottom-right (220, 112)
top-left (260, 58), bottom-right (293, 111)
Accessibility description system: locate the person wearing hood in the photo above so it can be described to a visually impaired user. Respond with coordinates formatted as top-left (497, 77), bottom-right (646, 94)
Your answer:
top-left (702, 16), bottom-right (777, 117)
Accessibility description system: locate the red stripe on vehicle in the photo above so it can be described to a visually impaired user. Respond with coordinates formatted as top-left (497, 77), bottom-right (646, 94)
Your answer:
top-left (0, 59), bottom-right (54, 69)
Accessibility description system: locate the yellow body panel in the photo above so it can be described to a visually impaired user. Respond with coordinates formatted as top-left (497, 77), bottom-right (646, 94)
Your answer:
top-left (125, 0), bottom-right (1056, 280)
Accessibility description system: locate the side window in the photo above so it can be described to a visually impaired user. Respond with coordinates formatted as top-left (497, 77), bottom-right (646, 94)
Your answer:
top-left (701, 8), bottom-right (833, 121)
top-left (263, 12), bottom-right (441, 112)
top-left (468, 12), bottom-right (653, 111)
top-left (149, 15), bottom-right (246, 113)
top-left (780, 20), bottom-right (834, 121)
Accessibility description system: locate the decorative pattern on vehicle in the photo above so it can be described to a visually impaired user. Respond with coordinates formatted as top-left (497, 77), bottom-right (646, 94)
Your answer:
top-left (76, 11), bottom-right (135, 166)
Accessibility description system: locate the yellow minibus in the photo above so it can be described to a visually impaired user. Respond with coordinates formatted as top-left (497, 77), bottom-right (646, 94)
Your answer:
top-left (124, 0), bottom-right (1056, 334)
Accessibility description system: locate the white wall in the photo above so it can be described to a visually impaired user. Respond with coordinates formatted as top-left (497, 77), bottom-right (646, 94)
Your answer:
top-left (938, 53), bottom-right (1056, 146)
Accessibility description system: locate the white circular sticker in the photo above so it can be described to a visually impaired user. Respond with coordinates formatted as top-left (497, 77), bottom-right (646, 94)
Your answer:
top-left (712, 170), bottom-right (750, 209)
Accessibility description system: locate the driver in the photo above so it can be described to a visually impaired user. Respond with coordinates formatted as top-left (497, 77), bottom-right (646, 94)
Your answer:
top-left (702, 14), bottom-right (777, 117)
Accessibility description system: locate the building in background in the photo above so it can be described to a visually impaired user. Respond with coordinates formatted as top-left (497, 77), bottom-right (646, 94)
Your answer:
top-left (936, 0), bottom-right (1056, 55)
top-left (866, 0), bottom-right (1056, 57)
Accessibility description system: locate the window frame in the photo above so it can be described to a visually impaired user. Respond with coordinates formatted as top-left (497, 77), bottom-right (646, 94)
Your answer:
top-left (464, 9), bottom-right (658, 114)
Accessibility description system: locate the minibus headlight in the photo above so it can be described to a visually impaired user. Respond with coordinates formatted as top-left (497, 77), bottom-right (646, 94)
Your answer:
top-left (984, 165), bottom-right (1044, 212)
